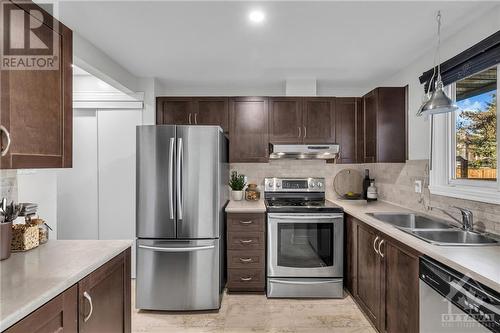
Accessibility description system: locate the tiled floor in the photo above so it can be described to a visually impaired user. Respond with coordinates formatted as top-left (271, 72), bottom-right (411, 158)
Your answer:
top-left (132, 281), bottom-right (376, 333)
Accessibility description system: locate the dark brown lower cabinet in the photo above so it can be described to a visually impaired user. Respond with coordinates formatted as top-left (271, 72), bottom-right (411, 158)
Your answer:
top-left (381, 240), bottom-right (419, 333)
top-left (5, 248), bottom-right (131, 333)
top-left (5, 285), bottom-right (78, 333)
top-left (345, 215), bottom-right (419, 333)
top-left (226, 212), bottom-right (266, 292)
top-left (355, 221), bottom-right (382, 326)
top-left (79, 248), bottom-right (131, 333)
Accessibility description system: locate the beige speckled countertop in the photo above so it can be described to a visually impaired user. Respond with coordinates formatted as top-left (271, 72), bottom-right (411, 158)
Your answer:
top-left (330, 198), bottom-right (500, 293)
top-left (225, 199), bottom-right (266, 213)
top-left (0, 240), bottom-right (132, 331)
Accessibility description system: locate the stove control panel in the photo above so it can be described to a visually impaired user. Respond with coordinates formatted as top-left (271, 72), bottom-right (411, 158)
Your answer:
top-left (265, 177), bottom-right (325, 192)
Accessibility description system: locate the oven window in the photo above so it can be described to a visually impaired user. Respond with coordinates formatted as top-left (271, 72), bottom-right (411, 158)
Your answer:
top-left (277, 223), bottom-right (333, 268)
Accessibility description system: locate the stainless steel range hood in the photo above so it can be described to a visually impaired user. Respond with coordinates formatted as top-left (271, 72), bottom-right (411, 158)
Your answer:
top-left (269, 144), bottom-right (340, 160)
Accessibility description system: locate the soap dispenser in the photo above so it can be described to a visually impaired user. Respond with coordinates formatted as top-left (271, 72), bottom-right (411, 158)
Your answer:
top-left (367, 180), bottom-right (378, 202)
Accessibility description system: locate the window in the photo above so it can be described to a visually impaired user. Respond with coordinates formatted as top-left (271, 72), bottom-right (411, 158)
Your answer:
top-left (452, 67), bottom-right (497, 183)
top-left (429, 66), bottom-right (500, 204)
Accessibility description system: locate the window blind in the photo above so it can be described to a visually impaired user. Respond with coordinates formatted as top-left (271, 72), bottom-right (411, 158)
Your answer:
top-left (419, 30), bottom-right (500, 91)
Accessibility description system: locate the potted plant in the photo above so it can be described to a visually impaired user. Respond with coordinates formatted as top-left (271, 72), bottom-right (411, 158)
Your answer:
top-left (229, 171), bottom-right (246, 201)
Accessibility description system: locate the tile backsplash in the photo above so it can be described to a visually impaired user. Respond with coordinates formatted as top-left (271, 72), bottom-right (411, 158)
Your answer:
top-left (231, 159), bottom-right (500, 234)
top-left (0, 170), bottom-right (18, 203)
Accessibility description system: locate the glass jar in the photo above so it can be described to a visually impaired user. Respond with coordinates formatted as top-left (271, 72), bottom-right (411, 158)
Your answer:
top-left (28, 218), bottom-right (49, 244)
top-left (245, 184), bottom-right (260, 201)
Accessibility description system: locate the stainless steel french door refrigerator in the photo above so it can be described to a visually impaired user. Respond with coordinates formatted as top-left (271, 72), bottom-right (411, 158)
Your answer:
top-left (136, 125), bottom-right (228, 311)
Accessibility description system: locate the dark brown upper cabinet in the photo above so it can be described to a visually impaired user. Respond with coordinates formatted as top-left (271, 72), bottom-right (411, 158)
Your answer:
top-left (361, 87), bottom-right (406, 163)
top-left (156, 97), bottom-right (193, 125)
top-left (229, 97), bottom-right (269, 163)
top-left (193, 97), bottom-right (229, 132)
top-left (335, 97), bottom-right (359, 164)
top-left (269, 97), bottom-right (335, 144)
top-left (302, 97), bottom-right (336, 144)
top-left (156, 97), bottom-right (229, 132)
top-left (269, 97), bottom-right (302, 143)
top-left (1, 1), bottom-right (73, 169)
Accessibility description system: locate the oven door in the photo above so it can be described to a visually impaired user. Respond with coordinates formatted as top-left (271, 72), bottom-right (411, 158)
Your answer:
top-left (267, 213), bottom-right (343, 278)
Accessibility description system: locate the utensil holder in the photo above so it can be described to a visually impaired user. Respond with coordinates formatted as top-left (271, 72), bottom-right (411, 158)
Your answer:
top-left (0, 222), bottom-right (12, 260)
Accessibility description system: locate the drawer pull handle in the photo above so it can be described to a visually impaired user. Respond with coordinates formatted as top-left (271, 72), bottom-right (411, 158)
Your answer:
top-left (239, 220), bottom-right (253, 224)
top-left (240, 276), bottom-right (253, 281)
top-left (83, 291), bottom-right (93, 322)
top-left (240, 239), bottom-right (253, 244)
top-left (239, 257), bottom-right (253, 263)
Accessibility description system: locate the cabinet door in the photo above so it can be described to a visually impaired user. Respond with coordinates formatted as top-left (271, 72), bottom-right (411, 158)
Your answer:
top-left (0, 2), bottom-right (72, 169)
top-left (269, 97), bottom-right (302, 143)
top-left (376, 87), bottom-right (406, 163)
top-left (78, 249), bottom-right (131, 333)
top-left (355, 222), bottom-right (381, 328)
top-left (380, 240), bottom-right (419, 333)
top-left (302, 98), bottom-right (335, 144)
top-left (156, 97), bottom-right (193, 125)
top-left (344, 215), bottom-right (357, 295)
top-left (229, 97), bottom-right (269, 163)
top-left (362, 91), bottom-right (377, 163)
top-left (194, 97), bottom-right (229, 132)
top-left (335, 98), bottom-right (357, 163)
top-left (5, 285), bottom-right (77, 333)
top-left (355, 98), bottom-right (365, 164)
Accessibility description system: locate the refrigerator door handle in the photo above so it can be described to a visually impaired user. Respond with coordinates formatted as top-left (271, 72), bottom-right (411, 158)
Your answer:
top-left (138, 245), bottom-right (215, 252)
top-left (168, 137), bottom-right (175, 219)
top-left (176, 137), bottom-right (183, 220)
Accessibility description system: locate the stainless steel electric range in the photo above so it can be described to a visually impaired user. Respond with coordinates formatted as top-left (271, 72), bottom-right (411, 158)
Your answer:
top-left (265, 177), bottom-right (344, 298)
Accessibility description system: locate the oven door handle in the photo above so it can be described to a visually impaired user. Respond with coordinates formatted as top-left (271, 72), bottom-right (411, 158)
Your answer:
top-left (268, 278), bottom-right (340, 285)
top-left (269, 215), bottom-right (342, 220)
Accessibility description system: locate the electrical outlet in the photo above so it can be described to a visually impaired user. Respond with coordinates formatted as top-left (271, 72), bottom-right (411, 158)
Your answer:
top-left (414, 180), bottom-right (422, 193)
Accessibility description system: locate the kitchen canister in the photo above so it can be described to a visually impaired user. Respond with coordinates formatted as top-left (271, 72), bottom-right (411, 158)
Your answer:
top-left (245, 184), bottom-right (260, 201)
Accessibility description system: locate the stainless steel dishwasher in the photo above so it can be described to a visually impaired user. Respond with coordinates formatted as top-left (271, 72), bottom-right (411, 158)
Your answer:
top-left (419, 256), bottom-right (499, 332)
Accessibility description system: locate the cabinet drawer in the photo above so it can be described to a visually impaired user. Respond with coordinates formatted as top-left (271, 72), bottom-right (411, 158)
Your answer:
top-left (227, 268), bottom-right (265, 291)
top-left (227, 232), bottom-right (265, 250)
top-left (5, 285), bottom-right (78, 333)
top-left (227, 213), bottom-right (265, 232)
top-left (227, 250), bottom-right (265, 269)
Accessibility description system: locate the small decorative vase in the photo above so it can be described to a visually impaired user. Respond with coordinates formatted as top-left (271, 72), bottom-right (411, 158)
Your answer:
top-left (231, 190), bottom-right (244, 201)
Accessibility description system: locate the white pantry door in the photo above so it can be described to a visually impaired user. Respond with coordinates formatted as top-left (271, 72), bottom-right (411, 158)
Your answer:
top-left (97, 109), bottom-right (142, 276)
top-left (57, 109), bottom-right (99, 239)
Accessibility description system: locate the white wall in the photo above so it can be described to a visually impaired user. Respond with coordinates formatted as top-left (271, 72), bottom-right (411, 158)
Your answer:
top-left (379, 5), bottom-right (500, 160)
top-left (73, 32), bottom-right (140, 95)
top-left (17, 170), bottom-right (58, 239)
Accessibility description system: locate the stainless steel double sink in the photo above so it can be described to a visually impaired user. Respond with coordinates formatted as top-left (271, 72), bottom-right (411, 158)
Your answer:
top-left (366, 213), bottom-right (499, 246)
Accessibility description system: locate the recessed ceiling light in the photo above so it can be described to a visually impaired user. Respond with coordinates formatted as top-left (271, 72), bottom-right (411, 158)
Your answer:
top-left (248, 10), bottom-right (265, 24)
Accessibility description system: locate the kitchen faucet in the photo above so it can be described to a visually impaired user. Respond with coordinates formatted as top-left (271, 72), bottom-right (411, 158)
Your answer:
top-left (430, 206), bottom-right (474, 231)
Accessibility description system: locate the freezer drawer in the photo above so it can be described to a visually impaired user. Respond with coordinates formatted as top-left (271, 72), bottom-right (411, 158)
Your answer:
top-left (267, 278), bottom-right (344, 298)
top-left (136, 239), bottom-right (221, 311)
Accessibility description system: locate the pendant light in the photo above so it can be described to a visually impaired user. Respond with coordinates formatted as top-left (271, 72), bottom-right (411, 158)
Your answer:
top-left (416, 11), bottom-right (458, 117)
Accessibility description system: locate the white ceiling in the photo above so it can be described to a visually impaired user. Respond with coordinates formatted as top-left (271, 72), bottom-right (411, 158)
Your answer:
top-left (59, 1), bottom-right (499, 93)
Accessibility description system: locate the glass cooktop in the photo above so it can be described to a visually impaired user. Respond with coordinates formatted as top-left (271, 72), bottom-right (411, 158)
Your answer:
top-left (265, 199), bottom-right (343, 213)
